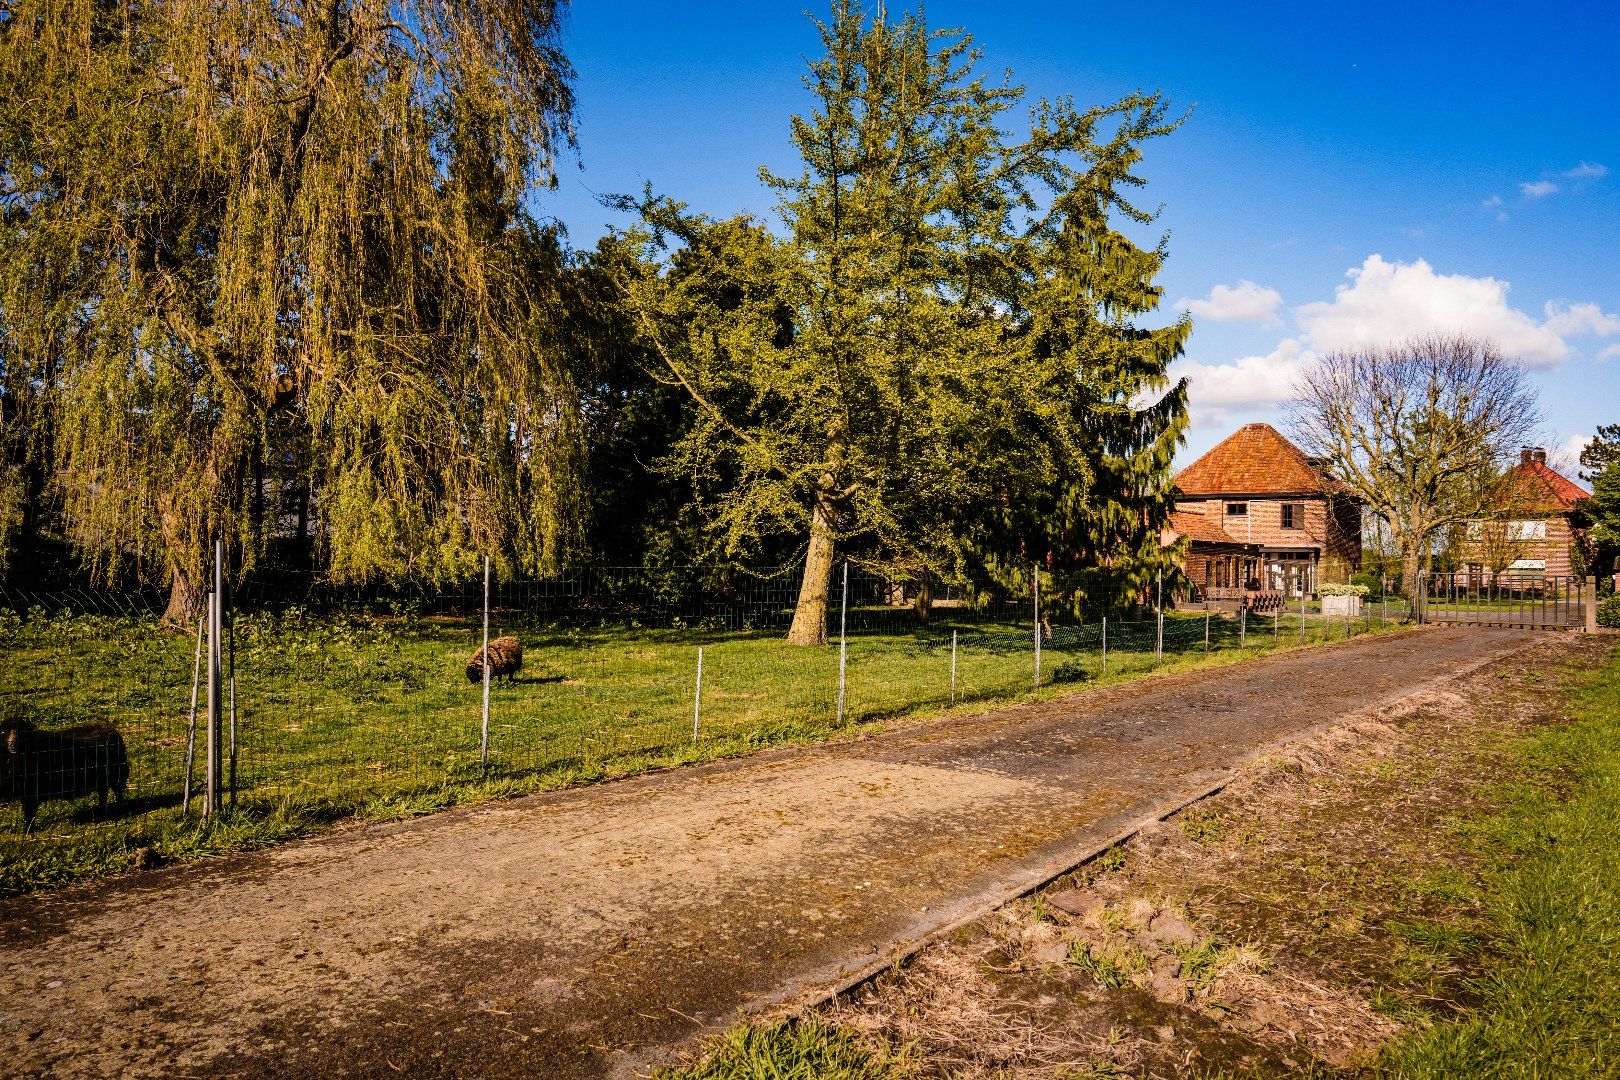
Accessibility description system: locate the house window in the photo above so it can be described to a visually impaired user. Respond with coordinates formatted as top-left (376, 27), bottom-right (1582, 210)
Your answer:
top-left (1225, 502), bottom-right (1247, 518)
top-left (1281, 503), bottom-right (1304, 530)
top-left (1508, 520), bottom-right (1547, 541)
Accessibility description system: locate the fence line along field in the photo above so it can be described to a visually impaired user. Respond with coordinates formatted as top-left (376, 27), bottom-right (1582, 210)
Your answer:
top-left (0, 567), bottom-right (1415, 895)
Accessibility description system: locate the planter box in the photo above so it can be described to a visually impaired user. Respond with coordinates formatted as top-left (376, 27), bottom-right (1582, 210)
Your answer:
top-left (1321, 594), bottom-right (1363, 617)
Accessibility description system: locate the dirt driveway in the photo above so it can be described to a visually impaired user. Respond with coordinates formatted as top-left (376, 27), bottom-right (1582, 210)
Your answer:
top-left (0, 627), bottom-right (1541, 1079)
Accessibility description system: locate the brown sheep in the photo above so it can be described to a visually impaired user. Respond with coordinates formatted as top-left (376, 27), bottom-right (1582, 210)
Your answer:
top-left (466, 635), bottom-right (522, 685)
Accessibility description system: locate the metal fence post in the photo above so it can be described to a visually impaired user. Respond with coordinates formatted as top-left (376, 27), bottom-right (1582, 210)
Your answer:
top-left (182, 611), bottom-right (204, 817)
top-left (692, 646), bottom-right (704, 741)
top-left (227, 569), bottom-right (237, 806)
top-left (1033, 565), bottom-right (1042, 688)
top-left (204, 587), bottom-right (216, 819)
top-left (950, 629), bottom-right (957, 705)
top-left (480, 555), bottom-right (490, 777)
top-left (837, 560), bottom-right (848, 723)
top-left (206, 538), bottom-right (223, 819)
top-left (1240, 605), bottom-right (1247, 647)
top-left (1203, 602), bottom-right (1210, 652)
top-left (1155, 570), bottom-right (1164, 664)
top-left (1101, 615), bottom-right (1108, 675)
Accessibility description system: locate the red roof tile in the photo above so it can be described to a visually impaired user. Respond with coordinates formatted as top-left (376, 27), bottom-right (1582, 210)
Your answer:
top-left (1165, 509), bottom-right (1241, 546)
top-left (1174, 423), bottom-right (1340, 496)
top-left (1506, 460), bottom-right (1588, 512)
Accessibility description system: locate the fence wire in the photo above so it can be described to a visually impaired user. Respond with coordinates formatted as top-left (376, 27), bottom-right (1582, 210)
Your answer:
top-left (1, 567), bottom-right (1417, 889)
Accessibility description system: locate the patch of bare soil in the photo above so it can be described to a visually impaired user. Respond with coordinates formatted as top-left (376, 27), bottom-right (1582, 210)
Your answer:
top-left (811, 634), bottom-right (1612, 1078)
top-left (0, 626), bottom-right (1550, 1079)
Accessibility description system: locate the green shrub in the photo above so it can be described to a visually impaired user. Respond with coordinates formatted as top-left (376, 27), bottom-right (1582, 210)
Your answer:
top-left (1597, 594), bottom-right (1620, 628)
top-left (1319, 582), bottom-right (1370, 597)
top-left (1351, 572), bottom-right (1386, 600)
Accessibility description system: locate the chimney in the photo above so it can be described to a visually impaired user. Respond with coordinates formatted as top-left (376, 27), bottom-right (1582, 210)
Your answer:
top-left (1533, 447), bottom-right (1546, 465)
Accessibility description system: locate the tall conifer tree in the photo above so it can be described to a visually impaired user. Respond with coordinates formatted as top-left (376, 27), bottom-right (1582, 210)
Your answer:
top-left (618, 1), bottom-right (1188, 641)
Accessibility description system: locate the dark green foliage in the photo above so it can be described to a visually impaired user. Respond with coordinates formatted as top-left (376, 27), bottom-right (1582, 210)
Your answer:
top-left (613, 1), bottom-right (1188, 634)
top-left (1586, 454), bottom-right (1620, 587)
top-left (1352, 571), bottom-right (1387, 600)
top-left (1577, 424), bottom-right (1620, 483)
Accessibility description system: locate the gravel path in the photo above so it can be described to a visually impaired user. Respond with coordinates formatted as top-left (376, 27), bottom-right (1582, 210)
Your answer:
top-left (0, 626), bottom-right (1541, 1079)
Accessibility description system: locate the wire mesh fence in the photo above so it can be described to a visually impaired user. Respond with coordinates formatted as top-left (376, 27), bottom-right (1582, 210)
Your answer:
top-left (0, 564), bottom-right (1418, 890)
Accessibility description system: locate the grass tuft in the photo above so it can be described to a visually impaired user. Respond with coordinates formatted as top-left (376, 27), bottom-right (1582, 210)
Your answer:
top-left (655, 1017), bottom-right (910, 1080)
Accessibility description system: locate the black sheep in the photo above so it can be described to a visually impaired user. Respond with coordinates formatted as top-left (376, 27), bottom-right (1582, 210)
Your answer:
top-left (1, 716), bottom-right (130, 835)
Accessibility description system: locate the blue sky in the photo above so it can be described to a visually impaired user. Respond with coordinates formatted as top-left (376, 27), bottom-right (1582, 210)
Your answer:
top-left (538, 1), bottom-right (1620, 478)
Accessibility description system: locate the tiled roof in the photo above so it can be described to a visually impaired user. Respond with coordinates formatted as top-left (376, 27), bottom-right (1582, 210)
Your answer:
top-left (1174, 423), bottom-right (1340, 496)
top-left (1506, 460), bottom-right (1588, 512)
top-left (1165, 509), bottom-right (1242, 546)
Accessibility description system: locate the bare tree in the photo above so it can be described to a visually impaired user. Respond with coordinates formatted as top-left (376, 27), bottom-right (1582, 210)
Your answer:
top-left (1287, 335), bottom-right (1540, 598)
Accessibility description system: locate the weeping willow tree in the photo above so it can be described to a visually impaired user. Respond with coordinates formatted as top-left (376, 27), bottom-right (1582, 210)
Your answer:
top-left (0, 0), bottom-right (583, 620)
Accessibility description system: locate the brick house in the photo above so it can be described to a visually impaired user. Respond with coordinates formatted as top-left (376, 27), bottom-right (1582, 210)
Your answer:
top-left (1165, 423), bottom-right (1362, 601)
top-left (1454, 447), bottom-right (1589, 587)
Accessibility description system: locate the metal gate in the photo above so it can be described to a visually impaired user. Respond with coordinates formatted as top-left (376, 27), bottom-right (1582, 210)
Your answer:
top-left (1416, 573), bottom-right (1587, 629)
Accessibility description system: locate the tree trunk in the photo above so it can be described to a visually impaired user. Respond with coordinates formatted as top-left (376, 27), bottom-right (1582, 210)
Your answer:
top-left (1400, 553), bottom-right (1421, 607)
top-left (786, 498), bottom-right (837, 645)
top-left (913, 577), bottom-right (933, 621)
top-left (164, 564), bottom-right (207, 627)
top-left (1399, 531), bottom-right (1433, 609)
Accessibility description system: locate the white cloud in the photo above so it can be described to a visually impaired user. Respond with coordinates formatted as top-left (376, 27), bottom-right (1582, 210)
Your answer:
top-left (1544, 301), bottom-right (1620, 338)
top-left (1171, 339), bottom-right (1312, 427)
top-left (1560, 434), bottom-right (1593, 466)
top-left (1563, 161), bottom-right (1608, 179)
top-left (1294, 254), bottom-right (1572, 366)
top-left (1481, 194), bottom-right (1503, 209)
top-left (1520, 180), bottom-right (1560, 198)
top-left (1180, 256), bottom-right (1620, 429)
top-left (1177, 280), bottom-right (1285, 325)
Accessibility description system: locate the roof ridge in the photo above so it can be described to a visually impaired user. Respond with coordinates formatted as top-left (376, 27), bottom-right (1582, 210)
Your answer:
top-left (1508, 459), bottom-right (1589, 510)
top-left (1174, 423), bottom-right (1341, 497)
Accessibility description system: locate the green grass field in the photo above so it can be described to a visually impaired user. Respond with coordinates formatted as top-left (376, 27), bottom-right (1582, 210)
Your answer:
top-left (1378, 644), bottom-right (1620, 1077)
top-left (0, 603), bottom-right (1407, 894)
